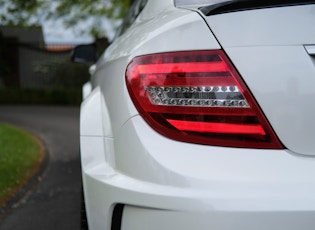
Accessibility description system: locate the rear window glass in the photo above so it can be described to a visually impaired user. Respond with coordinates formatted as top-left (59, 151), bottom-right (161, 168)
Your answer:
top-left (175, 0), bottom-right (315, 16)
top-left (175, 0), bottom-right (232, 6)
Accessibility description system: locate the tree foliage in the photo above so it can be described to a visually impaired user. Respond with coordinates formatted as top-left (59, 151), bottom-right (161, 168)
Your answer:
top-left (0, 0), bottom-right (44, 26)
top-left (0, 0), bottom-right (131, 39)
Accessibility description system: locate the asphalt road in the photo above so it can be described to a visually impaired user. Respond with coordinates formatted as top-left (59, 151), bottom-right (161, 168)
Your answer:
top-left (0, 105), bottom-right (81, 230)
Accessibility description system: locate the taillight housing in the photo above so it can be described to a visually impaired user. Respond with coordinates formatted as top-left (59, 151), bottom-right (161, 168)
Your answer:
top-left (126, 50), bottom-right (283, 149)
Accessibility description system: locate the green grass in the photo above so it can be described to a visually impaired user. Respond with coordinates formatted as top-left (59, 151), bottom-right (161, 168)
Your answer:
top-left (0, 122), bottom-right (43, 207)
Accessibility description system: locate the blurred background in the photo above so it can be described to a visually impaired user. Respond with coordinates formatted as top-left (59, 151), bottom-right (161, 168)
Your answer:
top-left (0, 0), bottom-right (131, 105)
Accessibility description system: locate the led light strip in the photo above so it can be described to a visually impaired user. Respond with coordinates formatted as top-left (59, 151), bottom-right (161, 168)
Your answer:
top-left (167, 119), bottom-right (265, 135)
top-left (145, 86), bottom-right (250, 108)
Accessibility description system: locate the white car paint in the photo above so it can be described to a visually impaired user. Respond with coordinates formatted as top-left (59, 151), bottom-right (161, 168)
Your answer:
top-left (80, 0), bottom-right (315, 229)
top-left (203, 4), bottom-right (315, 155)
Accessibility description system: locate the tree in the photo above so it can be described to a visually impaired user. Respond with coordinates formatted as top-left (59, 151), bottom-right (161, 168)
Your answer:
top-left (0, 0), bottom-right (131, 39)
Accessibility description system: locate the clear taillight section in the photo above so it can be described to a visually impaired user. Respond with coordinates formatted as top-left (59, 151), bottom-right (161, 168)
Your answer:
top-left (126, 50), bottom-right (283, 149)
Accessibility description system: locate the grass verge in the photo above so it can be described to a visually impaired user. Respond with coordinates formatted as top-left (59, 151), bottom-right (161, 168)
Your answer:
top-left (0, 122), bottom-right (44, 208)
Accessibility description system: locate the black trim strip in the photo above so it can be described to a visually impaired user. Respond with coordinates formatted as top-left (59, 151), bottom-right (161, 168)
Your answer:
top-left (111, 204), bottom-right (124, 230)
top-left (200, 0), bottom-right (315, 16)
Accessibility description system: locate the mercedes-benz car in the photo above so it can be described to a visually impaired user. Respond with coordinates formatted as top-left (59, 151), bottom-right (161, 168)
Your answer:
top-left (72, 0), bottom-right (315, 229)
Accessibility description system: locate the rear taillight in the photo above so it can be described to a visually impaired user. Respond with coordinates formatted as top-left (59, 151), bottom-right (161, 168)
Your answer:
top-left (126, 50), bottom-right (282, 149)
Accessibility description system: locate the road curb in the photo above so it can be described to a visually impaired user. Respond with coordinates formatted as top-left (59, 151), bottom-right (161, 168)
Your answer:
top-left (0, 133), bottom-right (50, 220)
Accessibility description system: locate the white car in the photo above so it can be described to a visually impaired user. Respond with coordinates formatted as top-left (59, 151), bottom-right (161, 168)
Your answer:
top-left (72, 0), bottom-right (315, 229)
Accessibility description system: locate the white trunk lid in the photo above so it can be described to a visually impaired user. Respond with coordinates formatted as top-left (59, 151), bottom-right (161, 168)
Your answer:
top-left (203, 4), bottom-right (315, 155)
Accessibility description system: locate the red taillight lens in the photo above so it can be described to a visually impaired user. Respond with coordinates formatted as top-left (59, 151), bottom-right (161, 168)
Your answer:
top-left (126, 50), bottom-right (282, 149)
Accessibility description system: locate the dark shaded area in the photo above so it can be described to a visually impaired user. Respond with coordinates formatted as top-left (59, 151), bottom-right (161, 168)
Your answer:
top-left (0, 88), bottom-right (82, 105)
top-left (0, 37), bottom-right (20, 87)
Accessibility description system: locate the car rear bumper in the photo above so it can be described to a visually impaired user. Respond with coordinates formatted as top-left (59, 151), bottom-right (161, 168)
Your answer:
top-left (81, 116), bottom-right (315, 230)
top-left (122, 205), bottom-right (315, 230)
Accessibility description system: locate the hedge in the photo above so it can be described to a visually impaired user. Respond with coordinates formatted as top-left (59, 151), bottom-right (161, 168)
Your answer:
top-left (0, 88), bottom-right (82, 105)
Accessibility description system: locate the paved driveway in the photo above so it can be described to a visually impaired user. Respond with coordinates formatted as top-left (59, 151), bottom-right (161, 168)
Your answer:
top-left (0, 105), bottom-right (81, 230)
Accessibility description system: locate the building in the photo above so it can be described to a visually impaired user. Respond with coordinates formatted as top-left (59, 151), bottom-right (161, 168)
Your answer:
top-left (0, 26), bottom-right (74, 88)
